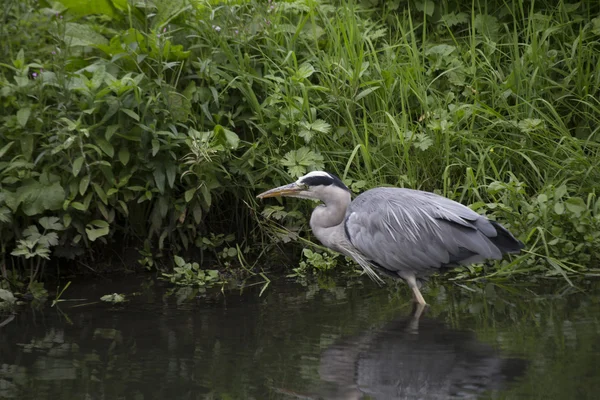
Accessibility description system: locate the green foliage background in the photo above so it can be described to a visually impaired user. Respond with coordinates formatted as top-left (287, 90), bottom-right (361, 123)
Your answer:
top-left (1, 0), bottom-right (600, 288)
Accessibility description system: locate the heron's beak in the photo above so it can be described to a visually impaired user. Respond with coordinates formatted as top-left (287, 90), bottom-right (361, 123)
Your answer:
top-left (257, 183), bottom-right (303, 199)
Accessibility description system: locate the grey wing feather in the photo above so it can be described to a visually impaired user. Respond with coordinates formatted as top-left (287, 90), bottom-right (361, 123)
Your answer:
top-left (344, 187), bottom-right (513, 279)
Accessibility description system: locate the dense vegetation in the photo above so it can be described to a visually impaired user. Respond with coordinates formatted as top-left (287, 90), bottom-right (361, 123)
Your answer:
top-left (1, 0), bottom-right (600, 296)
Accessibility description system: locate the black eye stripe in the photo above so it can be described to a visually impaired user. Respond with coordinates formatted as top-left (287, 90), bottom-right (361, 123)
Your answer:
top-left (301, 173), bottom-right (350, 192)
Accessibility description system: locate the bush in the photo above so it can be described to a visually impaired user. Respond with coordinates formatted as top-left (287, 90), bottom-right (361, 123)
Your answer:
top-left (1, 0), bottom-right (599, 288)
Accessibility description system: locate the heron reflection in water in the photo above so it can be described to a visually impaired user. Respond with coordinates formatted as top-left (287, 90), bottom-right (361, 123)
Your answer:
top-left (258, 171), bottom-right (524, 306)
top-left (277, 308), bottom-right (527, 400)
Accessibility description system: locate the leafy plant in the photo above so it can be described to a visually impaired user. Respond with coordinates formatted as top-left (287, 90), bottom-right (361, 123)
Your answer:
top-left (1, 0), bottom-right (600, 286)
top-left (0, 288), bottom-right (16, 311)
top-left (289, 249), bottom-right (340, 278)
top-left (160, 256), bottom-right (221, 287)
top-left (100, 293), bottom-right (126, 304)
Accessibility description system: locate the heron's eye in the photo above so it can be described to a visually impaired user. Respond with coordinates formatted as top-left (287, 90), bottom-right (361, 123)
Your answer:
top-left (300, 183), bottom-right (309, 190)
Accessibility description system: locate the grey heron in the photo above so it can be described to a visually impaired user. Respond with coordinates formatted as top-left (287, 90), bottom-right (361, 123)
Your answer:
top-left (257, 171), bottom-right (524, 305)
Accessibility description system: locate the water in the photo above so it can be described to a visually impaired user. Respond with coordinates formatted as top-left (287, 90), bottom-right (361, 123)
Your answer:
top-left (1, 275), bottom-right (600, 399)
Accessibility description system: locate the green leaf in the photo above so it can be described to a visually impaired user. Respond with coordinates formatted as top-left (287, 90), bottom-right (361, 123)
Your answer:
top-left (294, 63), bottom-right (315, 80)
top-left (165, 164), bottom-right (176, 188)
top-left (90, 219), bottom-right (109, 228)
top-left (97, 138), bottom-right (114, 158)
top-left (20, 135), bottom-right (34, 161)
top-left (281, 147), bottom-right (325, 178)
top-left (155, 0), bottom-right (187, 25)
top-left (17, 107), bottom-right (31, 127)
top-left (298, 129), bottom-right (313, 144)
top-left (100, 293), bottom-right (126, 303)
top-left (105, 125), bottom-right (118, 140)
top-left (151, 139), bottom-right (160, 156)
top-left (51, 136), bottom-right (76, 155)
top-left (441, 12), bottom-right (468, 26)
top-left (63, 22), bottom-right (109, 47)
top-left (72, 157), bottom-right (84, 176)
top-left (308, 119), bottom-right (331, 134)
top-left (355, 86), bottom-right (380, 101)
top-left (174, 255), bottom-right (186, 267)
top-left (184, 188), bottom-right (196, 203)
top-left (192, 204), bottom-right (202, 224)
top-left (13, 49), bottom-right (24, 69)
top-left (118, 147), bottom-right (130, 165)
top-left (554, 184), bottom-right (567, 199)
top-left (83, 192), bottom-right (93, 210)
top-left (153, 167), bottom-right (166, 194)
top-left (91, 65), bottom-right (106, 90)
top-left (224, 128), bottom-right (240, 149)
top-left (554, 202), bottom-right (565, 215)
top-left (212, 125), bottom-right (239, 150)
top-left (0, 207), bottom-right (11, 223)
top-left (118, 200), bottom-right (129, 216)
top-left (57, 0), bottom-right (118, 18)
top-left (0, 141), bottom-right (14, 159)
top-left (85, 220), bottom-right (110, 241)
top-left (565, 197), bottom-right (587, 217)
top-left (79, 175), bottom-right (90, 196)
top-left (166, 91), bottom-right (191, 122)
top-left (14, 180), bottom-right (65, 216)
top-left (0, 288), bottom-right (16, 304)
top-left (92, 182), bottom-right (108, 204)
top-left (474, 14), bottom-right (500, 39)
top-left (99, 165), bottom-right (115, 185)
top-left (23, 225), bottom-right (41, 240)
top-left (71, 202), bottom-right (87, 211)
top-left (298, 120), bottom-right (332, 143)
top-left (426, 44), bottom-right (456, 57)
top-left (39, 232), bottom-right (59, 247)
top-left (39, 216), bottom-right (64, 231)
top-left (10, 247), bottom-right (32, 258)
top-left (413, 133), bottom-right (433, 151)
top-left (518, 118), bottom-right (544, 133)
top-left (110, 0), bottom-right (127, 11)
top-left (200, 184), bottom-right (211, 208)
top-left (122, 109), bottom-right (140, 121)
top-left (415, 0), bottom-right (435, 16)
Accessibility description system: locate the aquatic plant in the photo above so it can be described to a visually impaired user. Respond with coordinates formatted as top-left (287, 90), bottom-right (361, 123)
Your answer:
top-left (160, 256), bottom-right (221, 287)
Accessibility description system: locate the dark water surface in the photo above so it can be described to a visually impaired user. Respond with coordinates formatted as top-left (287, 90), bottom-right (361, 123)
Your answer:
top-left (1, 275), bottom-right (600, 399)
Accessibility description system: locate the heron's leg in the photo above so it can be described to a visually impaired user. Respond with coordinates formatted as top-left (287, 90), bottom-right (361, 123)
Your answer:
top-left (400, 273), bottom-right (428, 306)
top-left (406, 302), bottom-right (427, 333)
top-left (411, 302), bottom-right (427, 319)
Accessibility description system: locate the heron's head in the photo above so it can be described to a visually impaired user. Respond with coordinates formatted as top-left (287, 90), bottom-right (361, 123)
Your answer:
top-left (257, 171), bottom-right (351, 203)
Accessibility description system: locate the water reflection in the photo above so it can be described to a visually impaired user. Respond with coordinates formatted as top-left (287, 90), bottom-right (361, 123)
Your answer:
top-left (315, 307), bottom-right (527, 399)
top-left (0, 276), bottom-right (599, 399)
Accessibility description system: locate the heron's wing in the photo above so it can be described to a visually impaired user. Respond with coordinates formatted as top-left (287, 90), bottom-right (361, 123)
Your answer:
top-left (344, 188), bottom-right (511, 278)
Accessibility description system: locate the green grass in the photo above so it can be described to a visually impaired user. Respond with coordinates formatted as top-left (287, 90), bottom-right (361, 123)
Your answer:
top-left (1, 0), bottom-right (599, 290)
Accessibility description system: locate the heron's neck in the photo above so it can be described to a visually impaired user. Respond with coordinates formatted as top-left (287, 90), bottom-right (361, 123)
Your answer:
top-left (310, 191), bottom-right (351, 229)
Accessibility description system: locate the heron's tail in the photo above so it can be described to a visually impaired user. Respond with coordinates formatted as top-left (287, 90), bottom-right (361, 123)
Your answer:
top-left (489, 221), bottom-right (525, 254)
